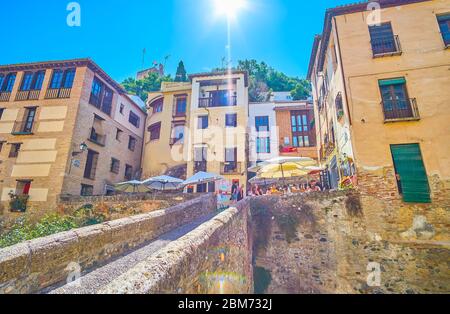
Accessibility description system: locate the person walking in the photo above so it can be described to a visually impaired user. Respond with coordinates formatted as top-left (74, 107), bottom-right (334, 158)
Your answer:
top-left (230, 182), bottom-right (238, 202)
top-left (237, 185), bottom-right (245, 201)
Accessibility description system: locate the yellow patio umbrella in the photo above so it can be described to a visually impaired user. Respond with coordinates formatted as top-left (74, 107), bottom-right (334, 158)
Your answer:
top-left (252, 157), bottom-right (318, 185)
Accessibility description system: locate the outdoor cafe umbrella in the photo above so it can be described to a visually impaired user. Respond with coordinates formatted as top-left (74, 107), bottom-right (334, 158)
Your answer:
top-left (114, 180), bottom-right (152, 193)
top-left (251, 157), bottom-right (318, 185)
top-left (183, 171), bottom-right (224, 186)
top-left (142, 175), bottom-right (184, 191)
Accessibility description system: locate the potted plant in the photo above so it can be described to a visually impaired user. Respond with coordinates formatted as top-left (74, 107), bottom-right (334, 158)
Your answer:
top-left (9, 192), bottom-right (29, 213)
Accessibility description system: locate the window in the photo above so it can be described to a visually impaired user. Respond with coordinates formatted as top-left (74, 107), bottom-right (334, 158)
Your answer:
top-left (437, 14), bottom-right (450, 46)
top-left (148, 122), bottom-right (161, 141)
top-left (89, 77), bottom-right (113, 115)
top-left (224, 147), bottom-right (238, 173)
top-left (116, 128), bottom-right (123, 141)
top-left (174, 96), bottom-right (187, 116)
top-left (198, 115), bottom-right (208, 129)
top-left (84, 149), bottom-right (99, 180)
top-left (128, 111), bottom-right (140, 128)
top-left (194, 146), bottom-right (208, 172)
top-left (119, 104), bottom-right (125, 114)
top-left (291, 111), bottom-right (312, 148)
top-left (379, 78), bottom-right (415, 120)
top-left (171, 124), bottom-right (185, 145)
top-left (16, 180), bottom-right (32, 196)
top-left (0, 141), bottom-right (4, 152)
top-left (0, 108), bottom-right (4, 120)
top-left (125, 164), bottom-right (133, 181)
top-left (0, 74), bottom-right (4, 89)
top-left (20, 71), bottom-right (45, 91)
top-left (9, 143), bottom-right (21, 158)
top-left (1, 73), bottom-right (16, 92)
top-left (49, 68), bottom-right (75, 89)
top-left (128, 136), bottom-right (137, 151)
top-left (110, 158), bottom-right (120, 174)
top-left (81, 184), bottom-right (94, 196)
top-left (391, 144), bottom-right (431, 203)
top-left (20, 107), bottom-right (37, 134)
top-left (335, 92), bottom-right (344, 119)
top-left (256, 137), bottom-right (271, 154)
top-left (152, 98), bottom-right (163, 113)
top-left (255, 116), bottom-right (269, 132)
top-left (225, 113), bottom-right (237, 128)
top-left (369, 22), bottom-right (399, 56)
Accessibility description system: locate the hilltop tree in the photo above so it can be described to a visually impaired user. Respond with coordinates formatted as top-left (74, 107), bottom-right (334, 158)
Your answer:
top-left (121, 72), bottom-right (173, 102)
top-left (236, 59), bottom-right (311, 102)
top-left (175, 61), bottom-right (188, 82)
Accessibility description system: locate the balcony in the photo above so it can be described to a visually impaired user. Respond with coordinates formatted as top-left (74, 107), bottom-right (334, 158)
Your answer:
top-left (0, 91), bottom-right (11, 102)
top-left (220, 162), bottom-right (242, 175)
top-left (320, 142), bottom-right (335, 161)
top-left (382, 98), bottom-right (420, 122)
top-left (199, 96), bottom-right (237, 108)
top-left (11, 121), bottom-right (35, 135)
top-left (45, 87), bottom-right (72, 99)
top-left (169, 137), bottom-right (184, 146)
top-left (194, 161), bottom-right (207, 173)
top-left (88, 128), bottom-right (106, 146)
top-left (371, 35), bottom-right (402, 58)
top-left (15, 90), bottom-right (40, 101)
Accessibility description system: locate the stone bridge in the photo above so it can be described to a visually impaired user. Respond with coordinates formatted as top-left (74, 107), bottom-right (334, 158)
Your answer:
top-left (1, 192), bottom-right (449, 294)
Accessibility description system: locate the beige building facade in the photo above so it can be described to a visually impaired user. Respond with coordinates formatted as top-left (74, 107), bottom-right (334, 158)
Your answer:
top-left (308, 0), bottom-right (450, 202)
top-left (142, 82), bottom-right (191, 178)
top-left (0, 59), bottom-right (145, 216)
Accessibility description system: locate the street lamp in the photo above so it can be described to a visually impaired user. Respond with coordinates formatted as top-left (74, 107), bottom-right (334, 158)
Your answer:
top-left (69, 142), bottom-right (88, 174)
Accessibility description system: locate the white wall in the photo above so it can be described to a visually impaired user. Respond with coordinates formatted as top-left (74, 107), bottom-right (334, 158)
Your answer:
top-left (114, 95), bottom-right (146, 138)
top-left (248, 102), bottom-right (279, 165)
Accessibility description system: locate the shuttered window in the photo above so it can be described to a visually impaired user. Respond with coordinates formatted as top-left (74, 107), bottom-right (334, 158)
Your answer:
top-left (391, 144), bottom-right (431, 203)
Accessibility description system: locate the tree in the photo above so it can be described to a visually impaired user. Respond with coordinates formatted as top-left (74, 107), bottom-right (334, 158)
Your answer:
top-left (175, 61), bottom-right (188, 82)
top-left (291, 80), bottom-right (311, 101)
top-left (235, 59), bottom-right (311, 101)
top-left (121, 72), bottom-right (173, 102)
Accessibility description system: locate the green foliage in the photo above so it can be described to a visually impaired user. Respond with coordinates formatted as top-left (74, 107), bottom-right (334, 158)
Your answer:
top-left (121, 72), bottom-right (173, 102)
top-left (253, 266), bottom-right (272, 294)
top-left (0, 215), bottom-right (78, 249)
top-left (0, 204), bottom-right (107, 249)
top-left (236, 59), bottom-right (311, 102)
top-left (175, 61), bottom-right (188, 82)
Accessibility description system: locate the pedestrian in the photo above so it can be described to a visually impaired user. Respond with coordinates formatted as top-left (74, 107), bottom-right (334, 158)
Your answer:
top-left (237, 185), bottom-right (245, 201)
top-left (230, 182), bottom-right (238, 202)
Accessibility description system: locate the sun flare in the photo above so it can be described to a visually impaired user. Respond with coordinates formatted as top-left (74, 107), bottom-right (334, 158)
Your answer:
top-left (214, 0), bottom-right (246, 19)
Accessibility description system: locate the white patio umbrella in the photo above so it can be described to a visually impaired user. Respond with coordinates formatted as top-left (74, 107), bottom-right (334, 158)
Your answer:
top-left (251, 157), bottom-right (318, 184)
top-left (142, 175), bottom-right (184, 191)
top-left (114, 180), bottom-right (151, 193)
top-left (183, 172), bottom-right (224, 186)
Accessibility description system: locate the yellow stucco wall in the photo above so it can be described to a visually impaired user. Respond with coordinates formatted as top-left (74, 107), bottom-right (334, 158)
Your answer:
top-left (142, 82), bottom-right (191, 178)
top-left (336, 0), bottom-right (450, 179)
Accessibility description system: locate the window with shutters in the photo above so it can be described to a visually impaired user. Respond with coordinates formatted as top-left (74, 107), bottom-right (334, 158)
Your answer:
top-left (84, 149), bottom-right (99, 180)
top-left (390, 144), bottom-right (431, 203)
top-left (369, 22), bottom-right (401, 57)
top-left (125, 164), bottom-right (133, 181)
top-left (437, 14), bottom-right (450, 46)
top-left (81, 184), bottom-right (94, 196)
top-left (110, 158), bottom-right (120, 174)
top-left (89, 77), bottom-right (113, 115)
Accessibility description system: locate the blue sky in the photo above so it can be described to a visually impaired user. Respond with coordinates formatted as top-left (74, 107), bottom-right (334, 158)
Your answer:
top-left (2, 0), bottom-right (356, 82)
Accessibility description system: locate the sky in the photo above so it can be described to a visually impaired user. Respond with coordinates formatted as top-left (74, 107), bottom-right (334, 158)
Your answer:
top-left (1, 0), bottom-right (357, 83)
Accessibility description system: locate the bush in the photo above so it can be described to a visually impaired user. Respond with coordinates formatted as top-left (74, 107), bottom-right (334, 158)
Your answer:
top-left (0, 214), bottom-right (79, 249)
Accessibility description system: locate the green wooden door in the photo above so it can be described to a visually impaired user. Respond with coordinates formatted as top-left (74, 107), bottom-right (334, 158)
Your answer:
top-left (391, 144), bottom-right (431, 203)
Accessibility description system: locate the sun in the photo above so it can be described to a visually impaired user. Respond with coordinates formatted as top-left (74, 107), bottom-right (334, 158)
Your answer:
top-left (214, 0), bottom-right (246, 19)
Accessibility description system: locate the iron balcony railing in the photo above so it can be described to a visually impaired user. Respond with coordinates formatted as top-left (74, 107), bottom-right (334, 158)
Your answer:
top-left (382, 98), bottom-right (420, 122)
top-left (220, 162), bottom-right (242, 175)
top-left (15, 90), bottom-right (40, 101)
top-left (11, 120), bottom-right (35, 135)
top-left (89, 128), bottom-right (106, 146)
top-left (0, 91), bottom-right (11, 102)
top-left (199, 96), bottom-right (237, 108)
top-left (194, 161), bottom-right (207, 173)
top-left (45, 87), bottom-right (72, 99)
top-left (371, 35), bottom-right (402, 57)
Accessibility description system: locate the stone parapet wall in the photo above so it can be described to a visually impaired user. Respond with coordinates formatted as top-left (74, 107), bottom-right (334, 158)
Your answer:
top-left (0, 194), bottom-right (216, 294)
top-left (99, 200), bottom-right (253, 294)
top-left (250, 191), bottom-right (450, 294)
